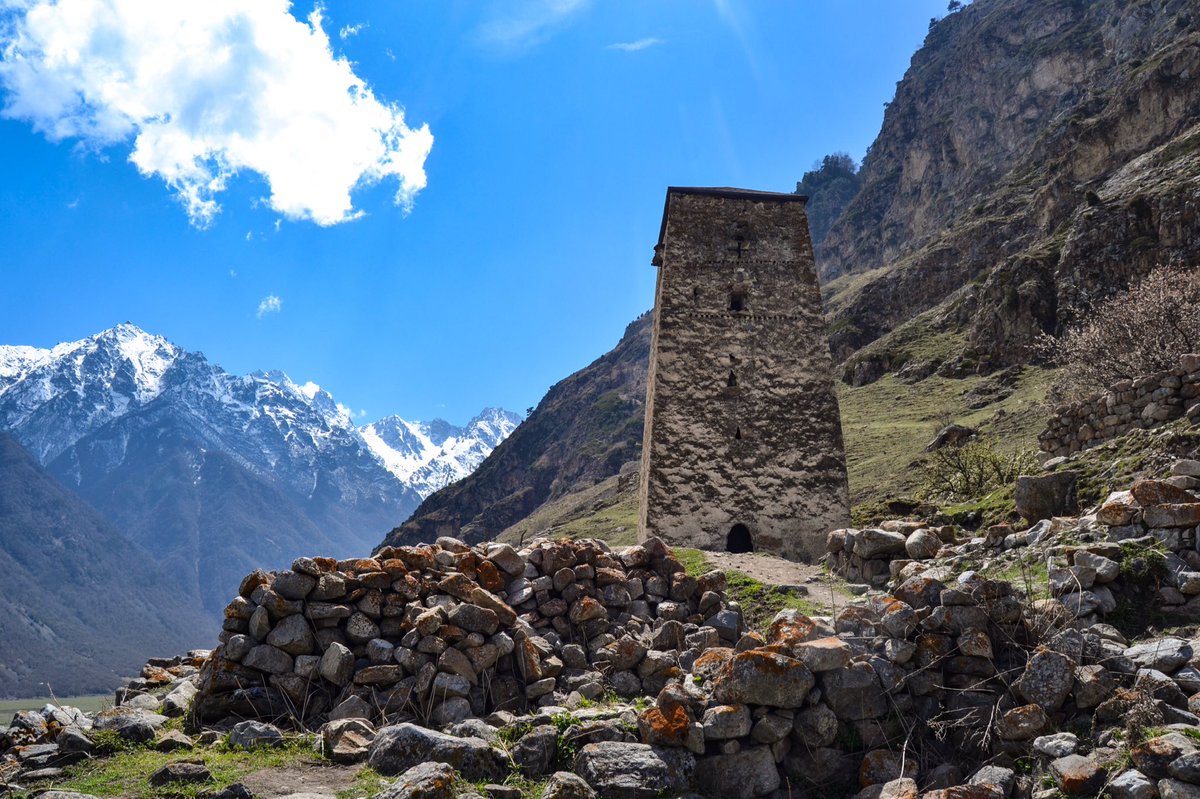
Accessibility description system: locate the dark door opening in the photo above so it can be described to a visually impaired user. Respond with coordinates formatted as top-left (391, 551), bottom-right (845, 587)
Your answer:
top-left (727, 523), bottom-right (753, 553)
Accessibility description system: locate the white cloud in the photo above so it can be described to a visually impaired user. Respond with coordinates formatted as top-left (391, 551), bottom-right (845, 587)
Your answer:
top-left (298, 380), bottom-right (320, 399)
top-left (256, 294), bottom-right (282, 318)
top-left (338, 22), bottom-right (366, 40)
top-left (606, 37), bottom-right (663, 52)
top-left (0, 0), bottom-right (434, 227)
top-left (475, 0), bottom-right (589, 52)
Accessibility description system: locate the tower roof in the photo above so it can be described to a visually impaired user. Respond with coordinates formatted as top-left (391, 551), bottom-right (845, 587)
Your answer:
top-left (654, 186), bottom-right (809, 262)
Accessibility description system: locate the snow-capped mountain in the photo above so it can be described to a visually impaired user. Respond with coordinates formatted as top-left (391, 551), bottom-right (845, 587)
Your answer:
top-left (0, 323), bottom-right (518, 614)
top-left (362, 408), bottom-right (520, 499)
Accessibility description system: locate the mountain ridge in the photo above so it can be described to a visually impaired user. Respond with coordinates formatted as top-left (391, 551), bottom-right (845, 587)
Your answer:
top-left (0, 323), bottom-right (517, 618)
top-left (819, 0), bottom-right (1200, 374)
top-left (382, 313), bottom-right (651, 549)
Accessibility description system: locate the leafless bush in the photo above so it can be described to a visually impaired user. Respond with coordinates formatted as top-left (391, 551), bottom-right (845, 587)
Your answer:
top-left (1042, 265), bottom-right (1200, 401)
top-left (918, 437), bottom-right (1036, 501)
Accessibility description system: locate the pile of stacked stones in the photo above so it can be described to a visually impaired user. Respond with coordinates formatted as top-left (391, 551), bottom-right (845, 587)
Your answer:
top-left (1039, 353), bottom-right (1200, 456)
top-left (195, 536), bottom-right (742, 729)
top-left (825, 522), bottom-right (958, 589)
top-left (1095, 464), bottom-right (1200, 614)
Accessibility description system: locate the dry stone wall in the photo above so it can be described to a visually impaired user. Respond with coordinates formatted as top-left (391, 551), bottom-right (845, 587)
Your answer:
top-left (195, 536), bottom-right (743, 726)
top-left (1039, 354), bottom-right (1200, 455)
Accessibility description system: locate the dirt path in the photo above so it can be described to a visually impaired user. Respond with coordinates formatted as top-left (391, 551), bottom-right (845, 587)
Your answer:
top-left (241, 762), bottom-right (366, 798)
top-left (701, 549), bottom-right (857, 616)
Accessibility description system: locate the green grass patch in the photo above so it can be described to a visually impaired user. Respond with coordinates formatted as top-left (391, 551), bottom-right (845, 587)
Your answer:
top-left (936, 484), bottom-right (1020, 528)
top-left (982, 556), bottom-right (1050, 598)
top-left (725, 570), bottom-right (822, 632)
top-left (499, 475), bottom-right (639, 548)
top-left (26, 736), bottom-right (322, 799)
top-left (335, 766), bottom-right (389, 799)
top-left (672, 547), bottom-right (711, 577)
top-left (474, 775), bottom-right (548, 799)
top-left (838, 363), bottom-right (1055, 512)
top-left (1058, 421), bottom-right (1200, 509)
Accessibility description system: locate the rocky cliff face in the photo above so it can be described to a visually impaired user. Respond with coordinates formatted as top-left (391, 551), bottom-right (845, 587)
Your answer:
top-left (822, 0), bottom-right (1200, 375)
top-left (382, 314), bottom-right (652, 548)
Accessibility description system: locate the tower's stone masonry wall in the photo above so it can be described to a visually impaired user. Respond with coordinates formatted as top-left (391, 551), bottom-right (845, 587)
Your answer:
top-left (638, 188), bottom-right (850, 561)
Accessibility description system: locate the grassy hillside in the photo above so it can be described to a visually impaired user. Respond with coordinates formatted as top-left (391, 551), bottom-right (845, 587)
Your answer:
top-left (839, 366), bottom-right (1056, 507)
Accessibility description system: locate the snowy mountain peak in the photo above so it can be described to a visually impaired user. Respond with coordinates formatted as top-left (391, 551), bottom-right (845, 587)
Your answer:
top-left (361, 408), bottom-right (521, 498)
top-left (0, 344), bottom-right (51, 379)
top-left (94, 323), bottom-right (181, 401)
top-left (0, 324), bottom-right (518, 502)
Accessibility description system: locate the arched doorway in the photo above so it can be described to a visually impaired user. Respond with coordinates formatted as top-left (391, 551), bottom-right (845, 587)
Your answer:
top-left (727, 523), bottom-right (753, 553)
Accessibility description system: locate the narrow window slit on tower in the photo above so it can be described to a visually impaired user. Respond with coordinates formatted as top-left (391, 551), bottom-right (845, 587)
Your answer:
top-left (734, 427), bottom-right (742, 440)
top-left (729, 291), bottom-right (745, 312)
top-left (727, 524), bottom-right (753, 553)
top-left (727, 370), bottom-right (738, 387)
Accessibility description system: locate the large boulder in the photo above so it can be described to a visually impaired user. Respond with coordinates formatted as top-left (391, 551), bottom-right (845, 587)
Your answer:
top-left (822, 661), bottom-right (887, 720)
top-left (377, 761), bottom-right (456, 799)
top-left (853, 529), bottom-right (907, 559)
top-left (1125, 639), bottom-right (1193, 673)
top-left (512, 726), bottom-right (558, 777)
top-left (904, 529), bottom-right (942, 560)
top-left (1014, 648), bottom-right (1074, 711)
top-left (712, 650), bottom-right (814, 708)
top-left (228, 720), bottom-right (284, 749)
top-left (573, 742), bottom-right (695, 799)
top-left (321, 718), bottom-right (376, 764)
top-left (367, 723), bottom-right (506, 782)
top-left (1131, 479), bottom-right (1197, 506)
top-left (1015, 472), bottom-right (1078, 522)
top-left (541, 771), bottom-right (598, 799)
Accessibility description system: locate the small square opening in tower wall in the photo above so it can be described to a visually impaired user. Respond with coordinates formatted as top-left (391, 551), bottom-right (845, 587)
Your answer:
top-left (637, 187), bottom-right (851, 562)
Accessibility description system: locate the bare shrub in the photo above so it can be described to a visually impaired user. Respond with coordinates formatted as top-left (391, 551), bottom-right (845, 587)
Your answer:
top-left (1043, 265), bottom-right (1200, 401)
top-left (918, 437), bottom-right (1036, 501)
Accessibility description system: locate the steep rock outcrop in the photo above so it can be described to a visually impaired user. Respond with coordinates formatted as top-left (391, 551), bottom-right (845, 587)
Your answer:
top-left (822, 0), bottom-right (1200, 369)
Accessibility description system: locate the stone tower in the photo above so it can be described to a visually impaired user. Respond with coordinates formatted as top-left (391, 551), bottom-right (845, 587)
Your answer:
top-left (637, 187), bottom-right (850, 561)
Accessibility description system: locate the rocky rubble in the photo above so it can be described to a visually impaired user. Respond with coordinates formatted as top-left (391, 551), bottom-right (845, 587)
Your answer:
top-left (0, 652), bottom-right (206, 787)
top-left (15, 464), bottom-right (1200, 797)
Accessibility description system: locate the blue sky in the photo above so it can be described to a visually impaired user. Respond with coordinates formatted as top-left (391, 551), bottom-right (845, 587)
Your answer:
top-left (0, 0), bottom-right (948, 424)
